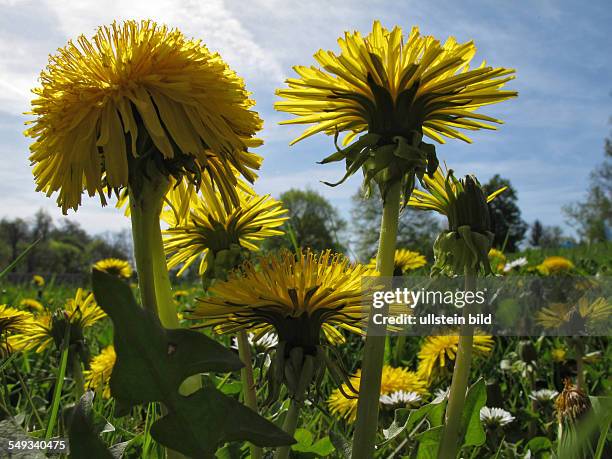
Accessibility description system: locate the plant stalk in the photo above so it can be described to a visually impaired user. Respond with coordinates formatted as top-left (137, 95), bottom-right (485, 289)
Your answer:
top-left (71, 352), bottom-right (84, 399)
top-left (274, 397), bottom-right (303, 459)
top-left (437, 267), bottom-right (477, 459)
top-left (237, 331), bottom-right (263, 459)
top-left (351, 181), bottom-right (402, 459)
top-left (45, 323), bottom-right (70, 440)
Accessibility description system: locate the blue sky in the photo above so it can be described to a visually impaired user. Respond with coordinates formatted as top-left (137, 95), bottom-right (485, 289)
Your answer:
top-left (0, 0), bottom-right (610, 235)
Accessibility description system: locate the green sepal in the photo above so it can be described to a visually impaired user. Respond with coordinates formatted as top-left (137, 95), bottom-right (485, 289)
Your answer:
top-left (91, 270), bottom-right (295, 457)
top-left (431, 227), bottom-right (494, 276)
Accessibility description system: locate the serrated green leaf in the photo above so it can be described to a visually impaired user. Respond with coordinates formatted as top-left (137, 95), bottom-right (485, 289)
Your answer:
top-left (66, 391), bottom-right (117, 459)
top-left (92, 270), bottom-right (294, 458)
top-left (526, 436), bottom-right (552, 455)
top-left (415, 425), bottom-right (443, 459)
top-left (460, 378), bottom-right (487, 448)
top-left (291, 429), bottom-right (334, 456)
top-left (382, 403), bottom-right (436, 443)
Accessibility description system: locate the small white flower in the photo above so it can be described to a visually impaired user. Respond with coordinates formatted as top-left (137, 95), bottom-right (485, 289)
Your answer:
top-left (432, 387), bottom-right (450, 403)
top-left (529, 389), bottom-right (558, 402)
top-left (231, 332), bottom-right (278, 352)
top-left (503, 257), bottom-right (528, 272)
top-left (380, 391), bottom-right (422, 407)
top-left (480, 406), bottom-right (515, 427)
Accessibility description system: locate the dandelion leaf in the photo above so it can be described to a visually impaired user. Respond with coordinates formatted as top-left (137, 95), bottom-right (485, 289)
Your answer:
top-left (92, 270), bottom-right (294, 458)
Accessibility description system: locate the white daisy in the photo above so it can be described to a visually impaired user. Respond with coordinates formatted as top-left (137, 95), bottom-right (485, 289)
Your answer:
top-left (231, 332), bottom-right (278, 352)
top-left (380, 391), bottom-right (422, 407)
top-left (432, 387), bottom-right (450, 403)
top-left (529, 389), bottom-right (559, 402)
top-left (503, 257), bottom-right (528, 272)
top-left (479, 406), bottom-right (515, 427)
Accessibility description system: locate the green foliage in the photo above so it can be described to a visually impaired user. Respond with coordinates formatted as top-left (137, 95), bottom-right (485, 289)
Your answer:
top-left (263, 189), bottom-right (347, 253)
top-left (350, 186), bottom-right (440, 261)
top-left (90, 270), bottom-right (294, 458)
top-left (0, 209), bottom-right (131, 278)
top-left (564, 133), bottom-right (612, 244)
top-left (482, 174), bottom-right (528, 252)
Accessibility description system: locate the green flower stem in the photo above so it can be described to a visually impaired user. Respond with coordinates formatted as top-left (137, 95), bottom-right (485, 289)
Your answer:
top-left (45, 322), bottom-right (70, 440)
top-left (237, 331), bottom-right (263, 459)
top-left (351, 181), bottom-right (402, 459)
top-left (438, 267), bottom-right (477, 459)
top-left (274, 398), bottom-right (302, 459)
top-left (71, 352), bottom-right (84, 398)
top-left (571, 338), bottom-right (585, 390)
top-left (129, 190), bottom-right (161, 316)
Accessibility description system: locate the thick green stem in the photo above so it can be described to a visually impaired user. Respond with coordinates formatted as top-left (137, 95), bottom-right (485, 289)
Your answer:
top-left (571, 338), bottom-right (585, 390)
top-left (71, 352), bottom-right (84, 399)
top-left (274, 398), bottom-right (303, 459)
top-left (129, 196), bottom-right (158, 315)
top-left (438, 268), bottom-right (476, 459)
top-left (237, 331), bottom-right (263, 459)
top-left (351, 181), bottom-right (402, 459)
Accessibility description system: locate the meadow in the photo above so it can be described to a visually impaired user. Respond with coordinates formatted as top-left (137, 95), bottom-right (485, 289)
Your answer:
top-left (1, 243), bottom-right (610, 458)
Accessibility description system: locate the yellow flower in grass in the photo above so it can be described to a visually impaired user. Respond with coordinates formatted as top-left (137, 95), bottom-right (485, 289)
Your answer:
top-left (163, 178), bottom-right (288, 276)
top-left (536, 297), bottom-right (611, 333)
top-left (12, 289), bottom-right (106, 353)
top-left (173, 290), bottom-right (190, 300)
top-left (551, 347), bottom-right (567, 362)
top-left (192, 250), bottom-right (374, 344)
top-left (488, 248), bottom-right (506, 273)
top-left (368, 249), bottom-right (427, 275)
top-left (32, 275), bottom-right (45, 287)
top-left (25, 19), bottom-right (262, 213)
top-left (1, 305), bottom-right (34, 356)
top-left (417, 334), bottom-right (494, 383)
top-left (328, 365), bottom-right (427, 423)
top-left (85, 345), bottom-right (116, 399)
top-left (19, 298), bottom-right (44, 313)
top-left (276, 21), bottom-right (516, 200)
top-left (536, 256), bottom-right (574, 275)
top-left (93, 258), bottom-right (132, 279)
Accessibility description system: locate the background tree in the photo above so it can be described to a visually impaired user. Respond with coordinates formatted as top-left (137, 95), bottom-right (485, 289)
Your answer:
top-left (529, 220), bottom-right (544, 247)
top-left (564, 130), bottom-right (611, 243)
top-left (350, 187), bottom-right (441, 262)
top-left (263, 189), bottom-right (347, 253)
top-left (0, 209), bottom-right (132, 277)
top-left (483, 175), bottom-right (527, 252)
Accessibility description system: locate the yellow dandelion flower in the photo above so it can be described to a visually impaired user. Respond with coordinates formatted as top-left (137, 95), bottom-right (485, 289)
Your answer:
top-left (93, 258), bottom-right (133, 279)
top-left (163, 178), bottom-right (288, 276)
top-left (551, 347), bottom-right (567, 362)
top-left (192, 250), bottom-right (375, 346)
top-left (536, 297), bottom-right (612, 332)
top-left (32, 275), bottom-right (45, 287)
top-left (19, 298), bottom-right (44, 313)
top-left (536, 256), bottom-right (574, 275)
top-left (276, 21), bottom-right (516, 147)
top-left (84, 345), bottom-right (116, 399)
top-left (25, 19), bottom-right (262, 213)
top-left (417, 334), bottom-right (494, 383)
top-left (173, 290), bottom-right (190, 300)
top-left (328, 365), bottom-right (427, 423)
top-left (11, 289), bottom-right (106, 353)
top-left (1, 305), bottom-right (34, 356)
top-left (368, 249), bottom-right (426, 275)
top-left (488, 248), bottom-right (506, 263)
